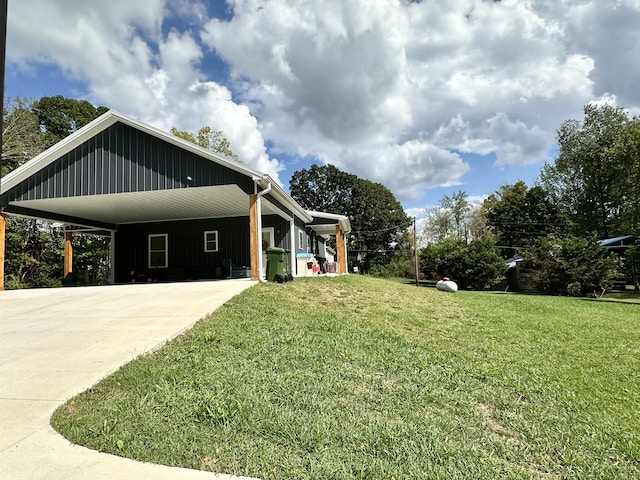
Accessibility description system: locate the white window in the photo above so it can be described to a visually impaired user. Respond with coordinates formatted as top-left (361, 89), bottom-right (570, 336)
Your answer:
top-left (204, 230), bottom-right (219, 252)
top-left (148, 234), bottom-right (168, 268)
top-left (298, 229), bottom-right (305, 250)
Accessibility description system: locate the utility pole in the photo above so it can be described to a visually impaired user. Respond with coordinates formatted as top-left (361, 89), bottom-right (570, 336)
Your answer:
top-left (414, 216), bottom-right (419, 287)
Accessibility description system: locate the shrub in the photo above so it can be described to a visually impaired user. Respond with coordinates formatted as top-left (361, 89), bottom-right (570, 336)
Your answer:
top-left (420, 238), bottom-right (505, 289)
top-left (463, 238), bottom-right (508, 289)
top-left (521, 235), bottom-right (618, 296)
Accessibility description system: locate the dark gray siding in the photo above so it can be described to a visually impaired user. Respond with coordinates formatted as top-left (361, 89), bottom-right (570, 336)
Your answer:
top-left (2, 122), bottom-right (254, 207)
top-left (263, 193), bottom-right (293, 218)
top-left (262, 214), bottom-right (292, 251)
top-left (114, 217), bottom-right (250, 282)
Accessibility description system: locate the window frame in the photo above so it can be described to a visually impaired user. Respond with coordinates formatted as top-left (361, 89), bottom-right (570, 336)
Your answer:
top-left (148, 233), bottom-right (168, 268)
top-left (298, 229), bottom-right (305, 250)
top-left (204, 230), bottom-right (219, 253)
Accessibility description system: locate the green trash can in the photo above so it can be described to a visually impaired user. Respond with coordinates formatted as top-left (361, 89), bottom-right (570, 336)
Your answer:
top-left (266, 247), bottom-right (288, 283)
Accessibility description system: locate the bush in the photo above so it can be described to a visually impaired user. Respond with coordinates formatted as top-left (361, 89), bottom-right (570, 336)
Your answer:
top-left (521, 235), bottom-right (618, 296)
top-left (463, 238), bottom-right (508, 289)
top-left (420, 238), bottom-right (506, 289)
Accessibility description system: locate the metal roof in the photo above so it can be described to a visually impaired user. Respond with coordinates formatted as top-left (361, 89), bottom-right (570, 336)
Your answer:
top-left (1, 110), bottom-right (315, 228)
top-left (599, 235), bottom-right (638, 247)
top-left (305, 210), bottom-right (352, 234)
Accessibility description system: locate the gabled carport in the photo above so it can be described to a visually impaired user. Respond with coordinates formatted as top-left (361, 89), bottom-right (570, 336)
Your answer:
top-left (0, 110), bottom-right (333, 289)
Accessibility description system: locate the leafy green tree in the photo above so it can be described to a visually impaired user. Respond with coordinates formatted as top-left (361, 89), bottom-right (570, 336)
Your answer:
top-left (540, 104), bottom-right (637, 238)
top-left (2, 96), bottom-right (109, 288)
top-left (33, 95), bottom-right (108, 147)
top-left (171, 126), bottom-right (240, 162)
top-left (420, 238), bottom-right (467, 284)
top-left (289, 164), bottom-right (354, 215)
top-left (484, 181), bottom-right (567, 257)
top-left (3, 219), bottom-right (64, 289)
top-left (467, 202), bottom-right (492, 242)
top-left (611, 118), bottom-right (640, 235)
top-left (2, 98), bottom-right (46, 176)
top-left (463, 238), bottom-right (508, 289)
top-left (423, 206), bottom-right (452, 244)
top-left (423, 190), bottom-right (471, 243)
top-left (289, 164), bottom-right (410, 273)
top-left (521, 235), bottom-right (618, 296)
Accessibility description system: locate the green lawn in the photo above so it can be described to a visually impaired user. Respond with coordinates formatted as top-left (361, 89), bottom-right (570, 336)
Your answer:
top-left (52, 276), bottom-right (640, 479)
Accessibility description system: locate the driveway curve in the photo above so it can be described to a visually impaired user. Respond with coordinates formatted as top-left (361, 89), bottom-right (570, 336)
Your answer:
top-left (0, 280), bottom-right (258, 480)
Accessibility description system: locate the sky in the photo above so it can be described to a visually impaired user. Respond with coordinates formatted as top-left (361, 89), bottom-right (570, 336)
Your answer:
top-left (5, 0), bottom-right (640, 222)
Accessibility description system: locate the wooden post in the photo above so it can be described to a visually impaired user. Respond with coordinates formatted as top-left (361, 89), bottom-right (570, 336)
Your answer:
top-left (249, 195), bottom-right (259, 280)
top-left (0, 213), bottom-right (6, 290)
top-left (64, 232), bottom-right (73, 277)
top-left (336, 224), bottom-right (346, 274)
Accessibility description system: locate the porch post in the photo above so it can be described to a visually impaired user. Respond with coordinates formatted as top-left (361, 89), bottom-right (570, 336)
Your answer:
top-left (336, 224), bottom-right (347, 274)
top-left (0, 213), bottom-right (6, 290)
top-left (109, 231), bottom-right (116, 285)
top-left (249, 194), bottom-right (259, 280)
top-left (64, 232), bottom-right (73, 277)
top-left (290, 217), bottom-right (296, 276)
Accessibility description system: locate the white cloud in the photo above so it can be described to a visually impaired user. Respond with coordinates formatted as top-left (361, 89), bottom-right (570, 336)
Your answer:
top-left (7, 0), bottom-right (283, 182)
top-left (7, 0), bottom-right (640, 202)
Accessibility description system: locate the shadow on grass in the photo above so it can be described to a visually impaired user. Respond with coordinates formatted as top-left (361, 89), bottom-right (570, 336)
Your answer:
top-left (584, 292), bottom-right (640, 306)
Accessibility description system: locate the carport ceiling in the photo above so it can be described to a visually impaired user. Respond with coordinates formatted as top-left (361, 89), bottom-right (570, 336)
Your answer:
top-left (10, 185), bottom-right (281, 227)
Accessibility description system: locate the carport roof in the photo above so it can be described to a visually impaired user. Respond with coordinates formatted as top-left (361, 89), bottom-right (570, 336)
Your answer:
top-left (0, 110), bottom-right (315, 229)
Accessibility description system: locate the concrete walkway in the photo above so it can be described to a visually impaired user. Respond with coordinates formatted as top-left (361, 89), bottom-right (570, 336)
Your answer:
top-left (0, 280), bottom-right (258, 480)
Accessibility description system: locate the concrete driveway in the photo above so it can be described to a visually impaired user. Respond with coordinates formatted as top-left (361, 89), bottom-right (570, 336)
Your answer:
top-left (0, 280), bottom-right (258, 480)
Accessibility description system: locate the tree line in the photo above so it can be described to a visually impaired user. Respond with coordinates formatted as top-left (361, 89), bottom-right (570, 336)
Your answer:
top-left (2, 99), bottom-right (639, 294)
top-left (417, 104), bottom-right (640, 295)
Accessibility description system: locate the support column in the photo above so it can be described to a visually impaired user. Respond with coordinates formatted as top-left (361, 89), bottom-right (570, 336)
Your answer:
top-left (109, 231), bottom-right (116, 285)
top-left (336, 224), bottom-right (347, 274)
top-left (0, 213), bottom-right (6, 291)
top-left (290, 217), bottom-right (296, 276)
top-left (64, 232), bottom-right (73, 278)
top-left (249, 194), bottom-right (259, 280)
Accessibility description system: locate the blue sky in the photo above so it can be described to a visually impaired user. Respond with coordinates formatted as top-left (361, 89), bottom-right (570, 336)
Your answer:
top-left (6, 1), bottom-right (640, 222)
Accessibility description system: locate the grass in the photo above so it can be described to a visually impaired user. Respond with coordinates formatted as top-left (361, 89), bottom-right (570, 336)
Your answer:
top-left (51, 276), bottom-right (640, 479)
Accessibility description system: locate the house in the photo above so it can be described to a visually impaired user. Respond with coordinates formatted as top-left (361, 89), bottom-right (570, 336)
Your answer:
top-left (0, 110), bottom-right (350, 289)
top-left (599, 235), bottom-right (639, 290)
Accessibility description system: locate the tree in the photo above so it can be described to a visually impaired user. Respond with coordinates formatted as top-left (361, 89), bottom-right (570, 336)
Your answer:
top-left (289, 164), bottom-right (411, 273)
top-left (419, 237), bottom-right (505, 289)
top-left (521, 235), bottom-right (618, 296)
top-left (2, 98), bottom-right (46, 176)
top-left (626, 243), bottom-right (640, 291)
top-left (484, 181), bottom-right (567, 257)
top-left (540, 104), bottom-right (636, 238)
top-left (33, 95), bottom-right (108, 147)
top-left (442, 190), bottom-right (471, 241)
top-left (423, 190), bottom-right (471, 243)
top-left (171, 126), bottom-right (240, 163)
top-left (3, 219), bottom-right (64, 289)
top-left (420, 238), bottom-right (466, 284)
top-left (611, 118), bottom-right (640, 234)
top-left (2, 96), bottom-right (109, 288)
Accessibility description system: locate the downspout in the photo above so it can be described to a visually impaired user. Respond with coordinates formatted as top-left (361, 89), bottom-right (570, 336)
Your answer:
top-left (290, 216), bottom-right (296, 276)
top-left (255, 180), bottom-right (272, 282)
